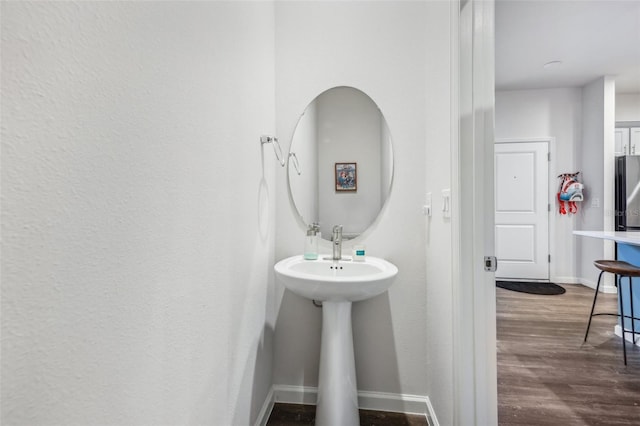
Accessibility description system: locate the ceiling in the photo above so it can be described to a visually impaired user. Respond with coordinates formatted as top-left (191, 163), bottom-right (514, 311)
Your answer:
top-left (495, 0), bottom-right (640, 94)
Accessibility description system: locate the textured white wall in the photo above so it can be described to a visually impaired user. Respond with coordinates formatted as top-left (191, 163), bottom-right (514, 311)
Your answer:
top-left (273, 2), bottom-right (453, 423)
top-left (495, 88), bottom-right (583, 282)
top-left (1, 2), bottom-right (276, 425)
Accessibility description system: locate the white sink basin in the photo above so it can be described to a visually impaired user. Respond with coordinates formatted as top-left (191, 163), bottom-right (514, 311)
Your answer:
top-left (274, 255), bottom-right (398, 302)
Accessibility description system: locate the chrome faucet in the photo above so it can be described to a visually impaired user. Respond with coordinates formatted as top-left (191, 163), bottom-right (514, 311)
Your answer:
top-left (332, 225), bottom-right (343, 260)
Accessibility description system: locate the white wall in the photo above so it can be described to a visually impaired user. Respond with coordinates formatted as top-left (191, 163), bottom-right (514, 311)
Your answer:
top-left (423, 1), bottom-right (456, 422)
top-left (616, 93), bottom-right (640, 122)
top-left (495, 88), bottom-right (582, 282)
top-left (576, 77), bottom-right (616, 286)
top-left (1, 2), bottom-right (276, 425)
top-left (274, 1), bottom-right (454, 423)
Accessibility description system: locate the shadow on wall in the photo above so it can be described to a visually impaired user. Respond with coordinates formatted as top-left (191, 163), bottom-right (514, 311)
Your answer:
top-left (257, 177), bottom-right (271, 243)
top-left (273, 290), bottom-right (323, 388)
top-left (352, 293), bottom-right (401, 395)
top-left (228, 166), bottom-right (277, 425)
top-left (230, 324), bottom-right (275, 426)
top-left (188, 322), bottom-right (273, 425)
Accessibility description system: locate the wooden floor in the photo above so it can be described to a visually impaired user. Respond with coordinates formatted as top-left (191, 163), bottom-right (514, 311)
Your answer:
top-left (497, 284), bottom-right (640, 425)
top-left (265, 403), bottom-right (428, 426)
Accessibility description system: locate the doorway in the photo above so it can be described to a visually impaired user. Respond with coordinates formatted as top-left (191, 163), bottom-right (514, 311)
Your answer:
top-left (494, 141), bottom-right (550, 281)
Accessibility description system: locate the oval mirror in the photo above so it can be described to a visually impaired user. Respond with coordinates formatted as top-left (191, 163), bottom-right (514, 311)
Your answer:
top-left (287, 86), bottom-right (394, 240)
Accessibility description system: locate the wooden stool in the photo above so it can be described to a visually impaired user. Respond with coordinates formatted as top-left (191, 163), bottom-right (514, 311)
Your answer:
top-left (584, 260), bottom-right (640, 365)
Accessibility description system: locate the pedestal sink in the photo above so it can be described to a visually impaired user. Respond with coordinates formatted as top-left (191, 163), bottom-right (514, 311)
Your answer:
top-left (274, 255), bottom-right (398, 426)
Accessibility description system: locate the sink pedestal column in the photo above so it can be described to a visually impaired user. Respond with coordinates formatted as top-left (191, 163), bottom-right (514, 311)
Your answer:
top-left (316, 301), bottom-right (359, 426)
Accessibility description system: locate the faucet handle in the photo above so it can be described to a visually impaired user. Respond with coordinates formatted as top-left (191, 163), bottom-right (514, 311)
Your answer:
top-left (332, 225), bottom-right (343, 242)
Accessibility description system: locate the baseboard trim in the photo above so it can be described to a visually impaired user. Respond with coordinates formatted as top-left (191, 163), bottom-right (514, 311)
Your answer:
top-left (552, 276), bottom-right (581, 285)
top-left (357, 390), bottom-right (433, 418)
top-left (273, 384), bottom-right (317, 405)
top-left (575, 277), bottom-right (617, 294)
top-left (255, 385), bottom-right (438, 426)
top-left (254, 387), bottom-right (275, 426)
top-left (424, 396), bottom-right (440, 426)
top-left (614, 324), bottom-right (640, 347)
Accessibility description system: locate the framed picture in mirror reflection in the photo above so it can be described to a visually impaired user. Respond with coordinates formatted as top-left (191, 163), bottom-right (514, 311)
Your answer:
top-left (335, 162), bottom-right (357, 192)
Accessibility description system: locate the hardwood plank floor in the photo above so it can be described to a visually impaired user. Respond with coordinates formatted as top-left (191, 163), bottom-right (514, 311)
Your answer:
top-left (497, 284), bottom-right (640, 425)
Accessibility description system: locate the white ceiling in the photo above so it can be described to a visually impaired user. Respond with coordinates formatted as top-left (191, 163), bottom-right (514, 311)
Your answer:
top-left (495, 0), bottom-right (640, 94)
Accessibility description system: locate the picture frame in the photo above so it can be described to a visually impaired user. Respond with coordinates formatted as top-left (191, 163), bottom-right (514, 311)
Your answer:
top-left (335, 162), bottom-right (357, 192)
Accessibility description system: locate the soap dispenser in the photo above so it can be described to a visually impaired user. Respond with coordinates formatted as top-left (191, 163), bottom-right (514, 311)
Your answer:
top-left (304, 223), bottom-right (320, 260)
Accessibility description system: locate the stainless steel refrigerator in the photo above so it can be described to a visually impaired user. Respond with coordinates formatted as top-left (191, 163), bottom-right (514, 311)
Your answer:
top-left (615, 155), bottom-right (640, 230)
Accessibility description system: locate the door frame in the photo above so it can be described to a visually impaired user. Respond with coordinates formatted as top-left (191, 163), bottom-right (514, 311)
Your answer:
top-left (494, 139), bottom-right (551, 282)
top-left (451, 0), bottom-right (497, 425)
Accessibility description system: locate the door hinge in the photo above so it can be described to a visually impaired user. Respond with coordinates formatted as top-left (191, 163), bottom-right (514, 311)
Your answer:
top-left (548, 254), bottom-right (551, 263)
top-left (548, 152), bottom-right (551, 161)
top-left (484, 256), bottom-right (498, 272)
top-left (548, 203), bottom-right (551, 212)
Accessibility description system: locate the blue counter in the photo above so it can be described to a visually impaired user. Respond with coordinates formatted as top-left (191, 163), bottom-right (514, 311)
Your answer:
top-left (614, 243), bottom-right (640, 332)
top-left (574, 231), bottom-right (640, 339)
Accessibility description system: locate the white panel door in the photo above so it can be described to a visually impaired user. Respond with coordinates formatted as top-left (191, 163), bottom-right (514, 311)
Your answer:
top-left (495, 141), bottom-right (549, 280)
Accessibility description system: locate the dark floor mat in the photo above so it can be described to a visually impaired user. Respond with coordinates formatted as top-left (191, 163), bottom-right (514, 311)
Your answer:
top-left (496, 280), bottom-right (566, 295)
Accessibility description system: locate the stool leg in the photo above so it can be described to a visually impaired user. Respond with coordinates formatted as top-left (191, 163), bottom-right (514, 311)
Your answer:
top-left (630, 277), bottom-right (636, 345)
top-left (584, 270), bottom-right (605, 342)
top-left (618, 275), bottom-right (627, 365)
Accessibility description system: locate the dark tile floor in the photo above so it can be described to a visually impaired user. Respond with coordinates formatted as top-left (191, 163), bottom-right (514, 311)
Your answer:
top-left (266, 403), bottom-right (429, 426)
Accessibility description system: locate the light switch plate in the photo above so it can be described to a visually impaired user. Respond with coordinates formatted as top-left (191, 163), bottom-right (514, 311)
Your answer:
top-left (423, 192), bottom-right (432, 216)
top-left (442, 189), bottom-right (451, 218)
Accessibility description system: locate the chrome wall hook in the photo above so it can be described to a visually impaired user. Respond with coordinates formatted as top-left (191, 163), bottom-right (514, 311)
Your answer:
top-left (261, 135), bottom-right (285, 167)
